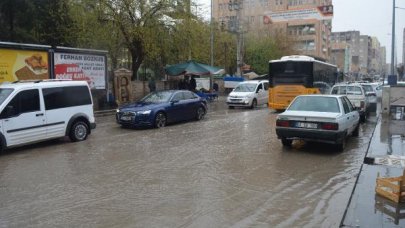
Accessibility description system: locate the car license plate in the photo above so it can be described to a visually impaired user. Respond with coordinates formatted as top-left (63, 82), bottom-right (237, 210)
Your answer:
top-left (120, 116), bottom-right (132, 121)
top-left (296, 122), bottom-right (318, 129)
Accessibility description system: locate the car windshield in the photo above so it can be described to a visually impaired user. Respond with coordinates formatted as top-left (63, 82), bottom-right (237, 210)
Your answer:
top-left (140, 91), bottom-right (173, 103)
top-left (288, 96), bottom-right (340, 113)
top-left (234, 83), bottom-right (256, 92)
top-left (0, 88), bottom-right (14, 105)
top-left (361, 85), bottom-right (373, 92)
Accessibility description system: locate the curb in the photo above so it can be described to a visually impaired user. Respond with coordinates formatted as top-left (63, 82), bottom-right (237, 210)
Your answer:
top-left (94, 109), bottom-right (116, 117)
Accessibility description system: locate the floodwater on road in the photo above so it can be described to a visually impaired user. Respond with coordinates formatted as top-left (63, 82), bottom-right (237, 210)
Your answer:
top-left (0, 98), bottom-right (377, 227)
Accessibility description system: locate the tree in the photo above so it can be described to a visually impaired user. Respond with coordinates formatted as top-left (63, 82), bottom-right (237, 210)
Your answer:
top-left (0, 0), bottom-right (75, 46)
top-left (244, 34), bottom-right (295, 74)
top-left (69, 0), bottom-right (125, 70)
top-left (98, 0), bottom-right (179, 80)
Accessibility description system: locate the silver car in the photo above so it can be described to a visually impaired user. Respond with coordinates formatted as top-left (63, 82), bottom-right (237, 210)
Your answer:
top-left (276, 95), bottom-right (360, 151)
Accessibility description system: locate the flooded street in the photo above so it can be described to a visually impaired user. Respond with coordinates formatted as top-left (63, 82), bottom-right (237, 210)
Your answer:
top-left (0, 98), bottom-right (377, 227)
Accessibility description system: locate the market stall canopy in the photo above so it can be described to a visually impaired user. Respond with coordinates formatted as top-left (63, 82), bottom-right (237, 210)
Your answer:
top-left (165, 60), bottom-right (224, 76)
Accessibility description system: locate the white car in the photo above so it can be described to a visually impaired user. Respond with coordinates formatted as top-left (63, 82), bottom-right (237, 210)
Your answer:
top-left (330, 83), bottom-right (369, 122)
top-left (226, 80), bottom-right (269, 109)
top-left (0, 80), bottom-right (96, 152)
top-left (369, 82), bottom-right (383, 100)
top-left (276, 95), bottom-right (360, 150)
top-left (360, 83), bottom-right (377, 103)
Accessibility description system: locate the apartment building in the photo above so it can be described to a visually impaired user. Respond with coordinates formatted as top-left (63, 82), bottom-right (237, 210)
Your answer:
top-left (380, 47), bottom-right (386, 77)
top-left (331, 31), bottom-right (386, 79)
top-left (213, 0), bottom-right (333, 61)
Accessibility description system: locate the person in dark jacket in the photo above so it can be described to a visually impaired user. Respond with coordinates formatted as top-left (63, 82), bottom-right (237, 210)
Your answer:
top-left (189, 76), bottom-right (196, 92)
top-left (148, 77), bottom-right (156, 92)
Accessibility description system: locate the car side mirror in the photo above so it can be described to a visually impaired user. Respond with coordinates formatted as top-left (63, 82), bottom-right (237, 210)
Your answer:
top-left (171, 100), bottom-right (180, 104)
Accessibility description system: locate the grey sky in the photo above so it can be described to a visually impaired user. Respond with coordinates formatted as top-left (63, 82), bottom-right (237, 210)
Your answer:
top-left (333, 0), bottom-right (405, 64)
top-left (199, 0), bottom-right (405, 64)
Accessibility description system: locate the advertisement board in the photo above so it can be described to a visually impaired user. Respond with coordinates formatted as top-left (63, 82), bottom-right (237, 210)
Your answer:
top-left (54, 52), bottom-right (106, 89)
top-left (196, 78), bottom-right (210, 91)
top-left (263, 5), bottom-right (333, 24)
top-left (0, 48), bottom-right (49, 82)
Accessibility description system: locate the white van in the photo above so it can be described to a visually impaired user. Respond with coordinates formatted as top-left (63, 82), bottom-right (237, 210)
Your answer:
top-left (226, 80), bottom-right (269, 109)
top-left (0, 80), bottom-right (96, 152)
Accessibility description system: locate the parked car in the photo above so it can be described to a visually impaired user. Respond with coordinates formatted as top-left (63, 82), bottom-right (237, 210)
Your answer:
top-left (360, 83), bottom-right (377, 103)
top-left (226, 80), bottom-right (269, 109)
top-left (0, 80), bottom-right (96, 152)
top-left (369, 82), bottom-right (383, 100)
top-left (330, 83), bottom-right (369, 122)
top-left (116, 90), bottom-right (207, 128)
top-left (276, 95), bottom-right (360, 150)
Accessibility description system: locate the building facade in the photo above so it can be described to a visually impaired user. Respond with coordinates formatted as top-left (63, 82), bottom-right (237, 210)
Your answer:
top-left (331, 31), bottom-right (386, 80)
top-left (213, 0), bottom-right (334, 61)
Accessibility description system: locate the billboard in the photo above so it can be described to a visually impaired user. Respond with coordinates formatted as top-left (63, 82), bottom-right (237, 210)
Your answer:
top-left (0, 48), bottom-right (49, 82)
top-left (263, 5), bottom-right (333, 24)
top-left (54, 52), bottom-right (106, 89)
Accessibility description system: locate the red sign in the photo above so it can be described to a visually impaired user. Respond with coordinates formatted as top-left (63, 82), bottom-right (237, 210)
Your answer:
top-left (54, 63), bottom-right (91, 84)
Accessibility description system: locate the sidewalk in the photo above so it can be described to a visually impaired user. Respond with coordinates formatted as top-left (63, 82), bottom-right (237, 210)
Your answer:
top-left (341, 115), bottom-right (405, 227)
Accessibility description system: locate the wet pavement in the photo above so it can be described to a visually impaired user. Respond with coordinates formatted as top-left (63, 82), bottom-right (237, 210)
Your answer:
top-left (341, 113), bottom-right (405, 227)
top-left (0, 97), bottom-right (378, 227)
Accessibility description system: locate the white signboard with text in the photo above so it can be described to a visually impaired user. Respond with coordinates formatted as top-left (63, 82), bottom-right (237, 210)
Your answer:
top-left (54, 53), bottom-right (106, 89)
top-left (263, 5), bottom-right (333, 24)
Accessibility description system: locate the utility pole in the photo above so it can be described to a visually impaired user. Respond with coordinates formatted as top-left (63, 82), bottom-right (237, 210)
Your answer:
top-left (210, 0), bottom-right (214, 91)
top-left (187, 0), bottom-right (192, 60)
top-left (228, 0), bottom-right (243, 77)
top-left (210, 0), bottom-right (214, 67)
top-left (391, 0), bottom-right (396, 75)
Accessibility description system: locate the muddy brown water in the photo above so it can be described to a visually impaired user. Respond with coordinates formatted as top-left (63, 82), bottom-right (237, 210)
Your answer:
top-left (0, 99), bottom-right (376, 227)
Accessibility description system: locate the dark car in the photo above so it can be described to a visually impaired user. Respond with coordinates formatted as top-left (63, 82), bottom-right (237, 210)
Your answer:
top-left (116, 90), bottom-right (207, 128)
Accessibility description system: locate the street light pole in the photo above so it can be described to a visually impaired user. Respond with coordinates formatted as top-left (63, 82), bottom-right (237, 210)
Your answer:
top-left (210, 0), bottom-right (214, 91)
top-left (229, 0), bottom-right (243, 77)
top-left (210, 0), bottom-right (214, 67)
top-left (391, 0), bottom-right (396, 75)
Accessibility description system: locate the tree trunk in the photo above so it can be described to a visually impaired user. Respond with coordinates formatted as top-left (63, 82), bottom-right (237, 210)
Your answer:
top-left (129, 40), bottom-right (144, 81)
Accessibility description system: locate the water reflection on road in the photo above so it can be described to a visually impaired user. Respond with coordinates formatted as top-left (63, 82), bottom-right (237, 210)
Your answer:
top-left (0, 99), bottom-right (376, 227)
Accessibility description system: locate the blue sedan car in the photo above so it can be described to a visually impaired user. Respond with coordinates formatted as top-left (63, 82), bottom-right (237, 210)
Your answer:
top-left (116, 90), bottom-right (207, 128)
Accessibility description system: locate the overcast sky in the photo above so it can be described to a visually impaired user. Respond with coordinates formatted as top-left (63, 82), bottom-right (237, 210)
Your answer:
top-left (199, 0), bottom-right (405, 64)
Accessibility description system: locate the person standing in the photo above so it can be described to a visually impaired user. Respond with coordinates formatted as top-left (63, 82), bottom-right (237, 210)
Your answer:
top-left (189, 76), bottom-right (196, 92)
top-left (148, 77), bottom-right (156, 92)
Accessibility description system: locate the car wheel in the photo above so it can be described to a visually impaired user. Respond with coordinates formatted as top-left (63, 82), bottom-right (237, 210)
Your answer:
top-left (154, 112), bottom-right (167, 128)
top-left (250, 99), bottom-right (257, 109)
top-left (337, 138), bottom-right (346, 151)
top-left (352, 123), bottom-right (360, 137)
top-left (228, 106), bottom-right (234, 109)
top-left (196, 106), bottom-right (206, 120)
top-left (281, 137), bottom-right (292, 147)
top-left (69, 121), bottom-right (89, 142)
